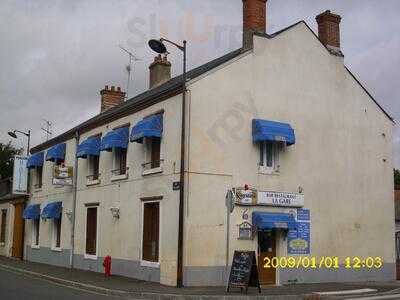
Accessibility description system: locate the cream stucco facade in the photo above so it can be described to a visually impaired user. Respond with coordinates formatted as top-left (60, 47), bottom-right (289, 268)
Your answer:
top-left (23, 22), bottom-right (395, 286)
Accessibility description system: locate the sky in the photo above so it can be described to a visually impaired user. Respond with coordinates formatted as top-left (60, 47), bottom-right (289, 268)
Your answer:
top-left (0, 0), bottom-right (399, 168)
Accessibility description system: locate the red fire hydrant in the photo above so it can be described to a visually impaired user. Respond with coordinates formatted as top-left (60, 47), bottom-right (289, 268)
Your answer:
top-left (103, 255), bottom-right (112, 277)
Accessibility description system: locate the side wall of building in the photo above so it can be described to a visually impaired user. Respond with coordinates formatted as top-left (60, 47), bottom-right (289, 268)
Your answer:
top-left (183, 23), bottom-right (395, 286)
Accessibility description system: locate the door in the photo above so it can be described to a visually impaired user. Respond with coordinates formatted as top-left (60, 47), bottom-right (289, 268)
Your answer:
top-left (258, 230), bottom-right (276, 285)
top-left (142, 202), bottom-right (160, 262)
top-left (12, 203), bottom-right (25, 259)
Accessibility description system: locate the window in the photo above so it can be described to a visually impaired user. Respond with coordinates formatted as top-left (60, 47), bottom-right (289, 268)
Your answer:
top-left (55, 159), bottom-right (64, 166)
top-left (35, 166), bottom-right (43, 189)
top-left (142, 202), bottom-right (160, 263)
top-left (112, 148), bottom-right (127, 176)
top-left (143, 137), bottom-right (162, 171)
top-left (259, 141), bottom-right (281, 173)
top-left (32, 218), bottom-right (40, 247)
top-left (0, 209), bottom-right (6, 244)
top-left (85, 207), bottom-right (97, 257)
top-left (52, 213), bottom-right (62, 249)
top-left (87, 155), bottom-right (100, 181)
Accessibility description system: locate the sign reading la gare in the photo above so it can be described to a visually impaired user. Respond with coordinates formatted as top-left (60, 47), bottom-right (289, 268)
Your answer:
top-left (258, 191), bottom-right (304, 207)
top-left (234, 188), bottom-right (304, 208)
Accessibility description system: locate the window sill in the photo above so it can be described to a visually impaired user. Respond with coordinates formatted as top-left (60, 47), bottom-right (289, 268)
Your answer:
top-left (31, 245), bottom-right (40, 249)
top-left (142, 166), bottom-right (163, 176)
top-left (258, 166), bottom-right (280, 175)
top-left (84, 254), bottom-right (98, 260)
top-left (51, 247), bottom-right (62, 252)
top-left (86, 179), bottom-right (101, 186)
top-left (34, 188), bottom-right (43, 193)
top-left (140, 260), bottom-right (160, 268)
top-left (111, 173), bottom-right (128, 182)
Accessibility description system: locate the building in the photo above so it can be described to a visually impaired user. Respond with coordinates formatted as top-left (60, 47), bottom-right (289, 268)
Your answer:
top-left (23, 0), bottom-right (395, 287)
top-left (0, 178), bottom-right (27, 259)
top-left (395, 186), bottom-right (400, 279)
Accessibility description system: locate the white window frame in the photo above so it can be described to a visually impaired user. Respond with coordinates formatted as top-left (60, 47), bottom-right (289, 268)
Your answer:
top-left (34, 166), bottom-right (43, 190)
top-left (111, 148), bottom-right (128, 181)
top-left (140, 200), bottom-right (161, 268)
top-left (31, 218), bottom-right (40, 249)
top-left (142, 137), bottom-right (163, 176)
top-left (259, 141), bottom-right (281, 174)
top-left (84, 205), bottom-right (99, 260)
top-left (51, 209), bottom-right (63, 251)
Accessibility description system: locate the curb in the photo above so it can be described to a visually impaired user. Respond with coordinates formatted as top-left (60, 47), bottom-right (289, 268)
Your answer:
top-left (0, 263), bottom-right (312, 300)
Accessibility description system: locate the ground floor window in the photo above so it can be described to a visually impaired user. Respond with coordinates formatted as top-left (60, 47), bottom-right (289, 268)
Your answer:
top-left (52, 214), bottom-right (62, 249)
top-left (85, 206), bottom-right (98, 256)
top-left (0, 209), bottom-right (7, 243)
top-left (32, 218), bottom-right (40, 246)
top-left (142, 202), bottom-right (160, 263)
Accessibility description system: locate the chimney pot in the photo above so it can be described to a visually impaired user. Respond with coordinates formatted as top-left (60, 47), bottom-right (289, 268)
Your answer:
top-left (100, 85), bottom-right (125, 112)
top-left (316, 10), bottom-right (342, 53)
top-left (242, 0), bottom-right (267, 50)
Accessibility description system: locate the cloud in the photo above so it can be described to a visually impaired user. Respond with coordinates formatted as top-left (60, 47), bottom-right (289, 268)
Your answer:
top-left (0, 0), bottom-right (399, 167)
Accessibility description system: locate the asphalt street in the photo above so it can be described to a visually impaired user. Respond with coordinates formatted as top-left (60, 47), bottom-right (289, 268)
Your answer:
top-left (0, 268), bottom-right (139, 300)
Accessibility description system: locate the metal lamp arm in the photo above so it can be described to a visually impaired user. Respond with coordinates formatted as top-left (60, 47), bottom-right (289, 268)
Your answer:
top-left (14, 130), bottom-right (30, 137)
top-left (160, 38), bottom-right (185, 51)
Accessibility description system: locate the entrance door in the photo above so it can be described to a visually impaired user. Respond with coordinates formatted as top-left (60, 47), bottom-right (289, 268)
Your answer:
top-left (258, 230), bottom-right (276, 285)
top-left (12, 203), bottom-right (25, 259)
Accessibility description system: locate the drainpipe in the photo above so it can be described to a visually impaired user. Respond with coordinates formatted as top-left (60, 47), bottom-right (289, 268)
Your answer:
top-left (69, 131), bottom-right (79, 268)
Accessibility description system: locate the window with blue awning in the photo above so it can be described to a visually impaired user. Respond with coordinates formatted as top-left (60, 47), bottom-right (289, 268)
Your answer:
top-left (130, 114), bottom-right (163, 144)
top-left (27, 152), bottom-right (44, 169)
top-left (100, 127), bottom-right (129, 152)
top-left (41, 202), bottom-right (62, 219)
top-left (77, 136), bottom-right (101, 159)
top-left (46, 143), bottom-right (66, 162)
top-left (252, 211), bottom-right (297, 230)
top-left (23, 204), bottom-right (41, 220)
top-left (252, 119), bottom-right (295, 146)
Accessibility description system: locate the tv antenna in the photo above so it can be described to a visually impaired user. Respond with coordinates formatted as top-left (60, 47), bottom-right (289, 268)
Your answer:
top-left (119, 45), bottom-right (141, 100)
top-left (41, 119), bottom-right (53, 141)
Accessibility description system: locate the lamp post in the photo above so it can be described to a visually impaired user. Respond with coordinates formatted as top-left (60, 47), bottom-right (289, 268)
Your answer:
top-left (8, 129), bottom-right (31, 156)
top-left (149, 38), bottom-right (187, 288)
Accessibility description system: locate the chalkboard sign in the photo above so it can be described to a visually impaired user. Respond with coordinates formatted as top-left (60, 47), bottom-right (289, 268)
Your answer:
top-left (227, 251), bottom-right (261, 293)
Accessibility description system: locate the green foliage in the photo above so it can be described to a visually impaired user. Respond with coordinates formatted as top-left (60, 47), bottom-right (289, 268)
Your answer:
top-left (0, 142), bottom-right (23, 180)
top-left (395, 169), bottom-right (400, 187)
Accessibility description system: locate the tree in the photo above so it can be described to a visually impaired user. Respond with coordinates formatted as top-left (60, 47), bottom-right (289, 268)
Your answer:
top-left (0, 142), bottom-right (23, 180)
top-left (395, 169), bottom-right (400, 188)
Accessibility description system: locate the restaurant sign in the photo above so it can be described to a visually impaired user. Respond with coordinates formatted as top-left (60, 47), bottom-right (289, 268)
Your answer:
top-left (258, 191), bottom-right (304, 207)
top-left (234, 188), bottom-right (304, 208)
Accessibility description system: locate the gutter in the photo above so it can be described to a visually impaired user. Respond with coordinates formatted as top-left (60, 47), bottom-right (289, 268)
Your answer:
top-left (69, 131), bottom-right (80, 268)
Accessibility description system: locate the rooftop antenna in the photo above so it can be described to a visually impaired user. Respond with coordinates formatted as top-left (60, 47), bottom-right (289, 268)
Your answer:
top-left (41, 119), bottom-right (53, 141)
top-left (119, 45), bottom-right (141, 100)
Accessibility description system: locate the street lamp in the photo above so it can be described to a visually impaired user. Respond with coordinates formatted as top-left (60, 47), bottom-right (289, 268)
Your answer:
top-left (8, 129), bottom-right (31, 156)
top-left (149, 37), bottom-right (187, 288)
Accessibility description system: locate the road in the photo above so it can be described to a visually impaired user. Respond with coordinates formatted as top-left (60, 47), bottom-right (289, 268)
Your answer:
top-left (0, 268), bottom-right (139, 300)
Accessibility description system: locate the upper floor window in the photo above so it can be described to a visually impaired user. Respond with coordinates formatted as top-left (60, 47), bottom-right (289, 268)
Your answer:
top-left (45, 143), bottom-right (66, 166)
top-left (113, 148), bottom-right (127, 176)
top-left (130, 113), bottom-right (163, 174)
top-left (259, 141), bottom-right (281, 174)
top-left (88, 155), bottom-right (100, 180)
top-left (35, 166), bottom-right (43, 189)
top-left (252, 119), bottom-right (295, 175)
top-left (76, 135), bottom-right (101, 184)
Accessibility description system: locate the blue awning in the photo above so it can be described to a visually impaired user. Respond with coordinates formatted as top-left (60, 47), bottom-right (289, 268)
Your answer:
top-left (41, 202), bottom-right (62, 219)
top-left (23, 204), bottom-right (41, 220)
top-left (252, 212), bottom-right (297, 230)
top-left (130, 114), bottom-right (163, 143)
top-left (100, 127), bottom-right (129, 151)
top-left (77, 136), bottom-right (101, 159)
top-left (46, 143), bottom-right (66, 162)
top-left (27, 152), bottom-right (44, 169)
top-left (252, 119), bottom-right (295, 145)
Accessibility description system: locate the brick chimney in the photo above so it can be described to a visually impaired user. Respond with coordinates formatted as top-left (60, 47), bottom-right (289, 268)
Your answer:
top-left (149, 54), bottom-right (171, 89)
top-left (316, 10), bottom-right (342, 55)
top-left (100, 85), bottom-right (125, 112)
top-left (243, 0), bottom-right (267, 50)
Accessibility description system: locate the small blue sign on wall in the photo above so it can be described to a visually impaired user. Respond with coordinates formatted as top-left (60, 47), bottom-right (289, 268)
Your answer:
top-left (296, 208), bottom-right (310, 221)
top-left (288, 208), bottom-right (310, 255)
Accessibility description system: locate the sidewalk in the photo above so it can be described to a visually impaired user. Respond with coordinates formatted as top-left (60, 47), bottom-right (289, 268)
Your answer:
top-left (0, 256), bottom-right (398, 300)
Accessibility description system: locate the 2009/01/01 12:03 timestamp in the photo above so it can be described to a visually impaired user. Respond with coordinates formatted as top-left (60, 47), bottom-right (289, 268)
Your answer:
top-left (263, 256), bottom-right (383, 269)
